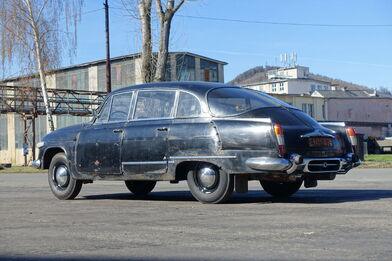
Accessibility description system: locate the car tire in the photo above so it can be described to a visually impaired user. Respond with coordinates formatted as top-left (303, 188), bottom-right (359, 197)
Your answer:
top-left (125, 181), bottom-right (156, 196)
top-left (187, 163), bottom-right (234, 204)
top-left (48, 153), bottom-right (82, 200)
top-left (260, 180), bottom-right (303, 198)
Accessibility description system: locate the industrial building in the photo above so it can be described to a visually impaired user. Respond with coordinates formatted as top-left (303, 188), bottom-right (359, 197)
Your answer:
top-left (0, 52), bottom-right (227, 165)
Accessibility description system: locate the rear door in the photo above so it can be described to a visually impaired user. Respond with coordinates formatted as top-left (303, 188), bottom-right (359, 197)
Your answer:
top-left (121, 90), bottom-right (176, 177)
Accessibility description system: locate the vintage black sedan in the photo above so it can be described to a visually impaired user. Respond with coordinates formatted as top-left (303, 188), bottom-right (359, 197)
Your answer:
top-left (33, 82), bottom-right (360, 203)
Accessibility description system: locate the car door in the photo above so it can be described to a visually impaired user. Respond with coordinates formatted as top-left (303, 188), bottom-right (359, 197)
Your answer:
top-left (75, 92), bottom-right (133, 175)
top-left (121, 90), bottom-right (176, 177)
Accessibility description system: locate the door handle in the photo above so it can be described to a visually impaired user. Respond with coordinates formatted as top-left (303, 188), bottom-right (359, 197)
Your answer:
top-left (156, 127), bottom-right (168, 131)
top-left (113, 129), bottom-right (123, 133)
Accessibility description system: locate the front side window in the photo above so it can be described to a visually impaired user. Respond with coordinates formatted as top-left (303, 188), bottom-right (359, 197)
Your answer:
top-left (109, 92), bottom-right (133, 122)
top-left (208, 87), bottom-right (281, 116)
top-left (134, 91), bottom-right (176, 119)
top-left (96, 97), bottom-right (111, 123)
top-left (177, 92), bottom-right (201, 118)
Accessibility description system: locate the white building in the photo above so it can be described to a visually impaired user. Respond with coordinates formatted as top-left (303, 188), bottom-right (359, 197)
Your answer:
top-left (244, 66), bottom-right (332, 95)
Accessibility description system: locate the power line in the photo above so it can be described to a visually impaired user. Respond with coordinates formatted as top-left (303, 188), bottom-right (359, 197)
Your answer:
top-left (108, 6), bottom-right (392, 28)
top-left (176, 14), bottom-right (392, 28)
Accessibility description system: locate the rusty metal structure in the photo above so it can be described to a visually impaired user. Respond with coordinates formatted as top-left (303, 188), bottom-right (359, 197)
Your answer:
top-left (0, 84), bottom-right (106, 164)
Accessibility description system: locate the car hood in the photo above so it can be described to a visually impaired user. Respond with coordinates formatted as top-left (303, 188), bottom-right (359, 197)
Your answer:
top-left (42, 123), bottom-right (87, 142)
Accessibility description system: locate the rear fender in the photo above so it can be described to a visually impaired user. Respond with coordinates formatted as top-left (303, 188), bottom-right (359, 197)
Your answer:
top-left (212, 118), bottom-right (275, 150)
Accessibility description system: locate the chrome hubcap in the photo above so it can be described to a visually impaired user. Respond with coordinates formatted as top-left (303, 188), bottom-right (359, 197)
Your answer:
top-left (55, 165), bottom-right (69, 188)
top-left (197, 167), bottom-right (217, 189)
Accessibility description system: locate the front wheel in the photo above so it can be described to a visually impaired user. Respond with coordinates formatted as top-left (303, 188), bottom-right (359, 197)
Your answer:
top-left (48, 153), bottom-right (82, 200)
top-left (125, 181), bottom-right (156, 196)
top-left (260, 180), bottom-right (303, 198)
top-left (187, 163), bottom-right (233, 204)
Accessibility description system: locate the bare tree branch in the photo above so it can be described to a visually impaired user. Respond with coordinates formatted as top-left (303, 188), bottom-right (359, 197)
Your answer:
top-left (0, 0), bottom-right (84, 131)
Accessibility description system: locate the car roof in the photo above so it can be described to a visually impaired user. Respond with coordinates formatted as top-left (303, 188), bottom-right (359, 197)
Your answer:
top-left (111, 81), bottom-right (238, 96)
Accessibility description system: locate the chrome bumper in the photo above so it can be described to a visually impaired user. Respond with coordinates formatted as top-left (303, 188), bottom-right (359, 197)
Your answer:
top-left (245, 153), bottom-right (360, 174)
top-left (32, 159), bottom-right (41, 169)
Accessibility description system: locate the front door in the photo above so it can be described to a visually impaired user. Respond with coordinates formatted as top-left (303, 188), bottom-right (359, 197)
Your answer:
top-left (75, 91), bottom-right (134, 175)
top-left (76, 122), bottom-right (123, 174)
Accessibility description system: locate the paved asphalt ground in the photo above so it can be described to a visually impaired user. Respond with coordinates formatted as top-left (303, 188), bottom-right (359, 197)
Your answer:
top-left (0, 168), bottom-right (392, 261)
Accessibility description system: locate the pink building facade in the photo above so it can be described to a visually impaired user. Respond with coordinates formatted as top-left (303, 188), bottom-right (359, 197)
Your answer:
top-left (327, 98), bottom-right (392, 137)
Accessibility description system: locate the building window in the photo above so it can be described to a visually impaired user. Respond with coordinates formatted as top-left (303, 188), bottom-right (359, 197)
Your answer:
top-left (302, 103), bottom-right (314, 117)
top-left (272, 83), bottom-right (277, 92)
top-left (279, 82), bottom-right (284, 91)
top-left (0, 114), bottom-right (7, 151)
top-left (200, 59), bottom-right (218, 82)
top-left (310, 84), bottom-right (316, 91)
top-left (97, 60), bottom-right (135, 91)
top-left (56, 68), bottom-right (89, 91)
top-left (176, 54), bottom-right (195, 81)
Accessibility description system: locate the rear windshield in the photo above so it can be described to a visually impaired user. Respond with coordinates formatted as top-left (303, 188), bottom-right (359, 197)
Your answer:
top-left (208, 87), bottom-right (281, 116)
top-left (248, 89), bottom-right (297, 109)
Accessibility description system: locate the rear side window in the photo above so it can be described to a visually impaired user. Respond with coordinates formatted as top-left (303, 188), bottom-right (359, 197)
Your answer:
top-left (208, 87), bottom-right (280, 116)
top-left (109, 92), bottom-right (133, 122)
top-left (177, 92), bottom-right (201, 118)
top-left (134, 91), bottom-right (176, 119)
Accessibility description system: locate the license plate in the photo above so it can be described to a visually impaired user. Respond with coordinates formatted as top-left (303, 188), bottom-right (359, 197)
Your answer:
top-left (308, 137), bottom-right (333, 147)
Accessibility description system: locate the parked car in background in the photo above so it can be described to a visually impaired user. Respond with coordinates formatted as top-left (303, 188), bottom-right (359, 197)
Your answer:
top-left (33, 82), bottom-right (360, 203)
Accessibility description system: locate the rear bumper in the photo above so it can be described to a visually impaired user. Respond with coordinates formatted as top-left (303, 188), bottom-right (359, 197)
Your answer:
top-left (245, 153), bottom-right (360, 174)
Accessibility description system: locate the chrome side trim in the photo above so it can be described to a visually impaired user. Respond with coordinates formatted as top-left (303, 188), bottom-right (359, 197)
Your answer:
top-left (215, 118), bottom-right (271, 123)
top-left (168, 155), bottom-right (237, 160)
top-left (319, 122), bottom-right (346, 127)
top-left (122, 161), bottom-right (175, 165)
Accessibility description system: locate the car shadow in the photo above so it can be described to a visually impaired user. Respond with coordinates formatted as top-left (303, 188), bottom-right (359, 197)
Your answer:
top-left (79, 189), bottom-right (392, 204)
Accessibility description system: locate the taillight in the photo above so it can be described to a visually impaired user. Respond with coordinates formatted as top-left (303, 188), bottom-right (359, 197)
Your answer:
top-left (347, 127), bottom-right (358, 152)
top-left (274, 124), bottom-right (285, 156)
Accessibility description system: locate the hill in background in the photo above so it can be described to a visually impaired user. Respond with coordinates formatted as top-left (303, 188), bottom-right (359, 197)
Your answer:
top-left (228, 66), bottom-right (370, 91)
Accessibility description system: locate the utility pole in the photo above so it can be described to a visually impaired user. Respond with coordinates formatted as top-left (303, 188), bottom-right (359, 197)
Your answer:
top-left (104, 0), bottom-right (112, 93)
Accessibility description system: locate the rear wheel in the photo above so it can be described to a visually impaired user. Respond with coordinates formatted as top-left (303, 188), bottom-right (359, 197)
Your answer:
top-left (48, 153), bottom-right (82, 200)
top-left (260, 180), bottom-right (303, 198)
top-left (125, 181), bottom-right (156, 196)
top-left (187, 163), bottom-right (233, 204)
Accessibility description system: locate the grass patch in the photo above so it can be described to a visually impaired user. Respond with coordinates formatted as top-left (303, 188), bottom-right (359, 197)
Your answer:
top-left (364, 154), bottom-right (392, 162)
top-left (0, 165), bottom-right (46, 173)
top-left (359, 154), bottom-right (392, 168)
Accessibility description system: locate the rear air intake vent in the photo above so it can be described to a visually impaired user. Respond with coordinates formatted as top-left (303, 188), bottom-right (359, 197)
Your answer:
top-left (307, 160), bottom-right (340, 172)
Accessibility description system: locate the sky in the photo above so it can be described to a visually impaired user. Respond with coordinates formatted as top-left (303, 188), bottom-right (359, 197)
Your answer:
top-left (22, 0), bottom-right (392, 90)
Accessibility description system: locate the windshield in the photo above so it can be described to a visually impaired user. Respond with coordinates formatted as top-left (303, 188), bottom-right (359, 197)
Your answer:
top-left (208, 87), bottom-right (281, 116)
